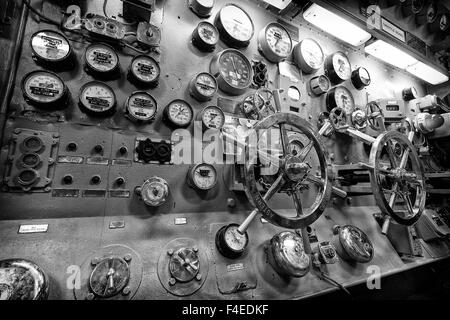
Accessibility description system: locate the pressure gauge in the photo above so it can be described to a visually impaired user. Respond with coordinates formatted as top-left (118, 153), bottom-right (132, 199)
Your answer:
top-left (324, 51), bottom-right (352, 84)
top-left (192, 21), bottom-right (219, 52)
top-left (215, 223), bottom-right (249, 259)
top-left (163, 99), bottom-right (193, 128)
top-left (128, 55), bottom-right (160, 87)
top-left (257, 22), bottom-right (293, 63)
top-left (21, 70), bottom-right (69, 108)
top-left (210, 49), bottom-right (253, 96)
top-left (402, 86), bottom-right (418, 101)
top-left (189, 72), bottom-right (218, 102)
top-left (293, 38), bottom-right (325, 74)
top-left (187, 163), bottom-right (218, 190)
top-left (326, 86), bottom-right (355, 114)
top-left (84, 43), bottom-right (120, 76)
top-left (124, 91), bottom-right (157, 123)
top-left (310, 75), bottom-right (330, 96)
top-left (79, 81), bottom-right (116, 116)
top-left (30, 29), bottom-right (73, 68)
top-left (351, 67), bottom-right (371, 90)
top-left (138, 176), bottom-right (169, 207)
top-left (214, 3), bottom-right (254, 48)
top-left (189, 0), bottom-right (214, 18)
top-left (197, 105), bottom-right (225, 131)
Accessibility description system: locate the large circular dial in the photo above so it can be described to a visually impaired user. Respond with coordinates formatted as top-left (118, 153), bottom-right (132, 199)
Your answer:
top-left (84, 43), bottom-right (120, 75)
top-left (326, 86), bottom-right (355, 114)
top-left (21, 70), bottom-right (68, 107)
top-left (215, 223), bottom-right (249, 259)
top-left (163, 99), bottom-right (193, 128)
top-left (198, 105), bottom-right (225, 130)
top-left (192, 21), bottom-right (219, 52)
top-left (125, 91), bottom-right (157, 123)
top-left (325, 51), bottom-right (352, 84)
top-left (79, 81), bottom-right (116, 116)
top-left (128, 55), bottom-right (160, 87)
top-left (189, 72), bottom-right (218, 102)
top-left (214, 4), bottom-right (254, 48)
top-left (30, 30), bottom-right (72, 66)
top-left (293, 38), bottom-right (325, 74)
top-left (187, 163), bottom-right (218, 190)
top-left (257, 22), bottom-right (292, 63)
top-left (210, 49), bottom-right (253, 96)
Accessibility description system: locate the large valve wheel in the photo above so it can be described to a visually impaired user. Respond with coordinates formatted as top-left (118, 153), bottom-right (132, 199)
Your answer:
top-left (369, 130), bottom-right (426, 225)
top-left (243, 112), bottom-right (332, 229)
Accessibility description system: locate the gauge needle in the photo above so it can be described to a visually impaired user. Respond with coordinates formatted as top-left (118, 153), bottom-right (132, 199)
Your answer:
top-left (230, 56), bottom-right (238, 77)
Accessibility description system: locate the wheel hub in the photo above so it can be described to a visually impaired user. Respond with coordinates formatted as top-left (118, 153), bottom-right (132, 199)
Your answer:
top-left (283, 156), bottom-right (311, 182)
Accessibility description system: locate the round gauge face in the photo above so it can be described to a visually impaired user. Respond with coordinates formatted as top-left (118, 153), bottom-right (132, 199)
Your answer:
top-left (166, 100), bottom-right (193, 127)
top-left (142, 178), bottom-right (168, 206)
top-left (198, 22), bottom-right (219, 46)
top-left (130, 55), bottom-right (160, 84)
top-left (287, 86), bottom-right (301, 101)
top-left (224, 225), bottom-right (248, 252)
top-left (289, 140), bottom-right (304, 157)
top-left (85, 43), bottom-right (119, 73)
top-left (191, 163), bottom-right (217, 190)
top-left (31, 30), bottom-right (71, 62)
top-left (318, 75), bottom-right (330, 91)
top-left (332, 86), bottom-right (355, 114)
top-left (194, 73), bottom-right (217, 98)
top-left (300, 39), bottom-right (324, 70)
top-left (219, 50), bottom-right (252, 90)
top-left (358, 67), bottom-right (371, 86)
top-left (265, 23), bottom-right (292, 58)
top-left (79, 82), bottom-right (116, 114)
top-left (22, 70), bottom-right (65, 105)
top-left (218, 4), bottom-right (254, 42)
top-left (202, 106), bottom-right (225, 130)
top-left (332, 52), bottom-right (352, 81)
top-left (126, 91), bottom-right (157, 122)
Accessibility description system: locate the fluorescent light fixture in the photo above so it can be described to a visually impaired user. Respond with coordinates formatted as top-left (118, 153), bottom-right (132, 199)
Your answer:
top-left (406, 61), bottom-right (449, 85)
top-left (303, 4), bottom-right (372, 47)
top-left (364, 40), bottom-right (418, 69)
top-left (262, 0), bottom-right (292, 10)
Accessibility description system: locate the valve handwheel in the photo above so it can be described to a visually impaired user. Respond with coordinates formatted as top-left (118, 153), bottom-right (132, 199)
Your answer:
top-left (242, 112), bottom-right (332, 229)
top-left (369, 130), bottom-right (426, 225)
top-left (366, 101), bottom-right (384, 131)
top-left (329, 107), bottom-right (349, 131)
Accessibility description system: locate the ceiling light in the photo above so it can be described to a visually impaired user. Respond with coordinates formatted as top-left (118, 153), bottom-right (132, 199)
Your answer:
top-left (364, 39), bottom-right (418, 69)
top-left (406, 61), bottom-right (449, 85)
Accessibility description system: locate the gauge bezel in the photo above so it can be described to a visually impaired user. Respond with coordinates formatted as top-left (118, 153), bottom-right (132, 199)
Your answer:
top-left (187, 163), bottom-right (218, 191)
top-left (21, 70), bottom-right (69, 107)
top-left (215, 223), bottom-right (249, 259)
top-left (125, 91), bottom-right (158, 123)
top-left (197, 105), bottom-right (225, 131)
top-left (192, 21), bottom-right (219, 52)
top-left (214, 3), bottom-right (254, 48)
top-left (189, 72), bottom-right (218, 102)
top-left (140, 176), bottom-right (170, 207)
top-left (324, 51), bottom-right (352, 85)
top-left (163, 99), bottom-right (194, 128)
top-left (210, 49), bottom-right (253, 96)
top-left (326, 85), bottom-right (355, 114)
top-left (78, 81), bottom-right (117, 116)
top-left (257, 22), bottom-right (293, 63)
top-left (128, 54), bottom-right (160, 87)
top-left (84, 42), bottom-right (120, 76)
top-left (351, 67), bottom-right (371, 90)
top-left (310, 75), bottom-right (330, 96)
top-left (30, 29), bottom-right (73, 65)
top-left (293, 38), bottom-right (325, 74)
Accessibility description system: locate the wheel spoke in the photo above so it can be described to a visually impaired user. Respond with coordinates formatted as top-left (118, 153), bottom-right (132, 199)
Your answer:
top-left (385, 141), bottom-right (398, 168)
top-left (297, 140), bottom-right (314, 161)
top-left (388, 182), bottom-right (399, 208)
top-left (279, 124), bottom-right (291, 156)
top-left (292, 191), bottom-right (304, 217)
top-left (305, 174), bottom-right (324, 186)
top-left (263, 173), bottom-right (284, 201)
top-left (402, 192), bottom-right (415, 218)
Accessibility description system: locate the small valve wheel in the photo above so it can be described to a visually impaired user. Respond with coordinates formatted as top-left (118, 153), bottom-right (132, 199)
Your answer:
top-left (366, 101), bottom-right (384, 131)
top-left (329, 107), bottom-right (348, 131)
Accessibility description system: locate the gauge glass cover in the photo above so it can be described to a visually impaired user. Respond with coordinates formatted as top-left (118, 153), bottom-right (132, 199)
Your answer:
top-left (224, 224), bottom-right (248, 251)
top-left (127, 92), bottom-right (157, 121)
top-left (332, 52), bottom-right (352, 81)
top-left (202, 106), bottom-right (225, 130)
top-left (131, 55), bottom-right (160, 83)
top-left (219, 50), bottom-right (252, 89)
top-left (198, 22), bottom-right (219, 45)
top-left (191, 163), bottom-right (217, 190)
top-left (31, 30), bottom-right (71, 62)
top-left (265, 23), bottom-right (292, 58)
top-left (219, 4), bottom-right (254, 42)
top-left (23, 71), bottom-right (65, 104)
top-left (333, 86), bottom-right (355, 114)
top-left (80, 82), bottom-right (116, 113)
top-left (85, 43), bottom-right (119, 73)
top-left (167, 100), bottom-right (193, 127)
top-left (301, 39), bottom-right (324, 70)
top-left (195, 73), bottom-right (217, 98)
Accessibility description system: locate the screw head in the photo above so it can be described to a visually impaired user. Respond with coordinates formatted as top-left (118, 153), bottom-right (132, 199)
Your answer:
top-left (192, 247), bottom-right (198, 253)
top-left (91, 257), bottom-right (100, 266)
top-left (86, 293), bottom-right (95, 300)
top-left (63, 175), bottom-right (73, 184)
top-left (124, 254), bottom-right (132, 262)
top-left (167, 249), bottom-right (174, 256)
top-left (91, 175), bottom-right (101, 184)
top-left (122, 286), bottom-right (131, 295)
top-left (196, 274), bottom-right (202, 281)
top-left (169, 278), bottom-right (176, 286)
top-left (94, 144), bottom-right (103, 153)
top-left (119, 146), bottom-right (128, 155)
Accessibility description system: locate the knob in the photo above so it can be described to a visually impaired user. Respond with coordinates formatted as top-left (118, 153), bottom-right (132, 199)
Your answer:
top-left (63, 175), bottom-right (73, 184)
top-left (116, 177), bottom-right (125, 186)
top-left (94, 145), bottom-right (103, 153)
top-left (119, 146), bottom-right (128, 155)
top-left (91, 175), bottom-right (101, 184)
top-left (67, 142), bottom-right (77, 152)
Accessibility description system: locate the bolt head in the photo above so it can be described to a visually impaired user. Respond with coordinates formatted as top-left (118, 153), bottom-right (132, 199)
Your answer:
top-left (86, 293), bottom-right (95, 300)
top-left (91, 257), bottom-right (100, 266)
top-left (192, 247), bottom-right (198, 253)
top-left (167, 249), bottom-right (174, 256)
top-left (124, 254), bottom-right (132, 262)
top-left (169, 278), bottom-right (176, 286)
top-left (122, 286), bottom-right (131, 295)
top-left (196, 274), bottom-right (202, 281)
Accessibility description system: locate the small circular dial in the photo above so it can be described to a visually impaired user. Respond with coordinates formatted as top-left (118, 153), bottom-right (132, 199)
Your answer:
top-left (189, 72), bottom-right (218, 102)
top-left (325, 51), bottom-right (352, 84)
top-left (351, 67), bottom-right (371, 90)
top-left (139, 176), bottom-right (169, 207)
top-left (326, 86), bottom-right (355, 114)
top-left (188, 163), bottom-right (217, 190)
top-left (258, 22), bottom-right (292, 63)
top-left (164, 100), bottom-right (193, 128)
top-left (310, 75), bottom-right (330, 96)
top-left (192, 21), bottom-right (219, 52)
top-left (215, 223), bottom-right (249, 259)
top-left (210, 49), bottom-right (253, 95)
top-left (85, 43), bottom-right (119, 74)
top-left (215, 4), bottom-right (254, 47)
top-left (125, 91), bottom-right (157, 123)
top-left (199, 105), bottom-right (225, 130)
top-left (21, 70), bottom-right (68, 107)
top-left (293, 38), bottom-right (324, 74)
top-left (30, 30), bottom-right (72, 64)
top-left (79, 81), bottom-right (116, 116)
top-left (129, 55), bottom-right (160, 86)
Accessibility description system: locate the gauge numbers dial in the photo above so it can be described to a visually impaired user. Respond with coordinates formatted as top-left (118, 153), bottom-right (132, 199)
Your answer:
top-left (30, 30), bottom-right (72, 64)
top-left (125, 91), bottom-right (157, 123)
top-left (129, 55), bottom-right (160, 86)
top-left (164, 100), bottom-right (193, 128)
top-left (192, 21), bottom-right (219, 52)
top-left (293, 38), bottom-right (324, 74)
top-left (85, 43), bottom-right (119, 74)
top-left (258, 22), bottom-right (292, 63)
top-left (189, 72), bottom-right (218, 102)
top-left (21, 70), bottom-right (67, 107)
top-left (79, 81), bottom-right (116, 116)
top-left (215, 4), bottom-right (254, 47)
top-left (188, 163), bottom-right (217, 190)
top-left (325, 51), bottom-right (352, 84)
top-left (199, 105), bottom-right (225, 130)
top-left (326, 86), bottom-right (355, 114)
top-left (215, 223), bottom-right (249, 259)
